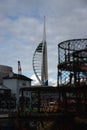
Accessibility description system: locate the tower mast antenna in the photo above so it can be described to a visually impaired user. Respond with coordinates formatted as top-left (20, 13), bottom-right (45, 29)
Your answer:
top-left (43, 16), bottom-right (46, 43)
top-left (18, 61), bottom-right (22, 75)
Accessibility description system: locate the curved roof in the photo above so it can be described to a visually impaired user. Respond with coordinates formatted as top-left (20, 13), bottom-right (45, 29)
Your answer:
top-left (3, 73), bottom-right (32, 81)
top-left (58, 38), bottom-right (87, 51)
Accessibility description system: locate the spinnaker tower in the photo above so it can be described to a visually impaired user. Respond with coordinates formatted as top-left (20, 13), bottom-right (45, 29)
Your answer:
top-left (32, 17), bottom-right (48, 86)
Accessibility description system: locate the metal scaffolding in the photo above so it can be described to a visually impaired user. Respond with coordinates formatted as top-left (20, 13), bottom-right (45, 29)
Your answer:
top-left (57, 38), bottom-right (87, 86)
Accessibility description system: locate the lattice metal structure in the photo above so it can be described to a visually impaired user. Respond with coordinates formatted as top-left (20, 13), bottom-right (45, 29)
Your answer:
top-left (32, 17), bottom-right (48, 86)
top-left (57, 38), bottom-right (87, 86)
top-left (73, 49), bottom-right (87, 85)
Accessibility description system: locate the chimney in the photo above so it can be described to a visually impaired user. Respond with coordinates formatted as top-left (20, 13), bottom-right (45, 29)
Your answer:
top-left (18, 61), bottom-right (22, 75)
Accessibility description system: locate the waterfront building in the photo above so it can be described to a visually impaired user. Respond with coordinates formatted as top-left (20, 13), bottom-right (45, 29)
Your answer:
top-left (0, 64), bottom-right (32, 106)
top-left (3, 73), bottom-right (32, 105)
top-left (0, 83), bottom-right (16, 111)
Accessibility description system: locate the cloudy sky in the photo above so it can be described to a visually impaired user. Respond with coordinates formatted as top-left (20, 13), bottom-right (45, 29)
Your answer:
top-left (0, 0), bottom-right (87, 86)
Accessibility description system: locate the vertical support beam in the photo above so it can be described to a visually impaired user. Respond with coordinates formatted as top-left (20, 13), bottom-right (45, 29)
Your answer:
top-left (20, 90), bottom-right (25, 113)
top-left (37, 89), bottom-right (41, 113)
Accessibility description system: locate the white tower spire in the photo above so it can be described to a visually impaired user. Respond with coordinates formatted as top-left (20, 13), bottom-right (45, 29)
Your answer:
top-left (43, 16), bottom-right (46, 43)
top-left (33, 17), bottom-right (48, 86)
top-left (41, 16), bottom-right (48, 85)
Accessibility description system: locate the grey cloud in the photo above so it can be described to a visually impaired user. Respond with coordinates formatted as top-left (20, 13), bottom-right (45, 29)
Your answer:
top-left (0, 0), bottom-right (87, 85)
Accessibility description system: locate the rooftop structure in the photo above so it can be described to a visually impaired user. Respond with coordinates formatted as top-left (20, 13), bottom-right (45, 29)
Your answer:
top-left (3, 73), bottom-right (32, 81)
top-left (0, 65), bottom-right (12, 84)
top-left (18, 61), bottom-right (22, 75)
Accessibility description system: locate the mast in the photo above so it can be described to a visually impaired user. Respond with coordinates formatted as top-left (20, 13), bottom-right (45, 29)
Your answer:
top-left (18, 61), bottom-right (22, 75)
top-left (41, 16), bottom-right (48, 85)
top-left (43, 16), bottom-right (46, 43)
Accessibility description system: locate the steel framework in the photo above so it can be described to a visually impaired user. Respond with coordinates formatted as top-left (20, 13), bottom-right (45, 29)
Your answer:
top-left (57, 38), bottom-right (87, 86)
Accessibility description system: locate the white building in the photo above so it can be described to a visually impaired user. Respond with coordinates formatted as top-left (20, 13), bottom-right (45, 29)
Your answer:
top-left (3, 73), bottom-right (32, 105)
top-left (0, 65), bottom-right (32, 107)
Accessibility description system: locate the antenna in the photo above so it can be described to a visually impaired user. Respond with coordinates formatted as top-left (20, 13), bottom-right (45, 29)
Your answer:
top-left (43, 16), bottom-right (46, 43)
top-left (18, 61), bottom-right (22, 75)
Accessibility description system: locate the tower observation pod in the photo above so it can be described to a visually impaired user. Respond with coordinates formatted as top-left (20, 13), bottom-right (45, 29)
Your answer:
top-left (32, 17), bottom-right (48, 86)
